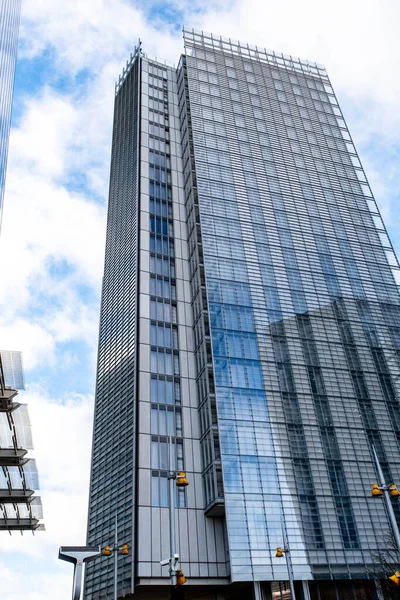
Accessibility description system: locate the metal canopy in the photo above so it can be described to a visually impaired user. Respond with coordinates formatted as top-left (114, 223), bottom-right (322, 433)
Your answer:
top-left (0, 488), bottom-right (34, 503)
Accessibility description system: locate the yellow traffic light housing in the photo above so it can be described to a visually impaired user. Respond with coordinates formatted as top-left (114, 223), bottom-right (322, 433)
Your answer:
top-left (389, 571), bottom-right (400, 586)
top-left (389, 484), bottom-right (400, 498)
top-left (276, 547), bottom-right (284, 558)
top-left (120, 543), bottom-right (129, 555)
top-left (371, 483), bottom-right (383, 497)
top-left (176, 569), bottom-right (187, 585)
top-left (103, 545), bottom-right (112, 556)
top-left (176, 472), bottom-right (189, 487)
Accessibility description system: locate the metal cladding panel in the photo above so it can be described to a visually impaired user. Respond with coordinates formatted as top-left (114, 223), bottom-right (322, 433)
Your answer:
top-left (84, 49), bottom-right (141, 600)
top-left (0, 0), bottom-right (21, 224)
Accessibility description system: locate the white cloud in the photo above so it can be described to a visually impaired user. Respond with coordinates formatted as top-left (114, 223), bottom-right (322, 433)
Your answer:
top-left (0, 559), bottom-right (73, 600)
top-left (20, 0), bottom-right (182, 72)
top-left (0, 321), bottom-right (55, 370)
top-left (0, 112), bottom-right (105, 364)
top-left (11, 91), bottom-right (78, 179)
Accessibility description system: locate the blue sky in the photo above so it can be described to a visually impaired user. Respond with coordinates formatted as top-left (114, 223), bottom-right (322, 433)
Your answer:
top-left (1, 0), bottom-right (400, 597)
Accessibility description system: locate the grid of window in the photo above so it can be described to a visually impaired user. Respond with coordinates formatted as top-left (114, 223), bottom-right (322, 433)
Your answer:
top-left (271, 325), bottom-right (325, 550)
top-left (148, 67), bottom-right (186, 510)
top-left (274, 207), bottom-right (359, 550)
top-left (297, 314), bottom-right (359, 549)
top-left (358, 300), bottom-right (400, 453)
top-left (178, 57), bottom-right (225, 514)
top-left (151, 405), bottom-right (182, 436)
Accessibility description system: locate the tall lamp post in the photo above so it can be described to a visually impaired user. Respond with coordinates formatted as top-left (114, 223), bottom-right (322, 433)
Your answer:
top-left (370, 445), bottom-right (400, 590)
top-left (101, 515), bottom-right (130, 600)
top-left (370, 445), bottom-right (400, 551)
top-left (276, 522), bottom-right (296, 600)
top-left (160, 435), bottom-right (189, 600)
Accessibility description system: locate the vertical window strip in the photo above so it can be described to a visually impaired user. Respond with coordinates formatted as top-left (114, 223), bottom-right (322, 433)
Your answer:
top-left (147, 81), bottom-right (186, 510)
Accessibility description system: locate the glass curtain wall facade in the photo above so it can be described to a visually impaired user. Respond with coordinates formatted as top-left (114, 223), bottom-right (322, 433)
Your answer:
top-left (0, 0), bottom-right (21, 226)
top-left (85, 28), bottom-right (400, 600)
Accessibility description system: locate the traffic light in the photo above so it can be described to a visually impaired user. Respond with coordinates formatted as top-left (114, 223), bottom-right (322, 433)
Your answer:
top-left (102, 545), bottom-right (112, 556)
top-left (120, 544), bottom-right (129, 555)
top-left (176, 472), bottom-right (189, 487)
top-left (176, 569), bottom-right (187, 585)
top-left (371, 483), bottom-right (383, 497)
top-left (389, 484), bottom-right (400, 497)
top-left (389, 571), bottom-right (400, 586)
top-left (276, 547), bottom-right (284, 558)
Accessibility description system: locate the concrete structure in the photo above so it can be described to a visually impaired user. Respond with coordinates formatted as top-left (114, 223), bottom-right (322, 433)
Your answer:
top-left (85, 29), bottom-right (400, 600)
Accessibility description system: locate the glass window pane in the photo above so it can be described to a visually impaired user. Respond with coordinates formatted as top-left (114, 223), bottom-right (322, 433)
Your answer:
top-left (151, 474), bottom-right (159, 505)
top-left (159, 408), bottom-right (167, 435)
top-left (160, 476), bottom-right (168, 507)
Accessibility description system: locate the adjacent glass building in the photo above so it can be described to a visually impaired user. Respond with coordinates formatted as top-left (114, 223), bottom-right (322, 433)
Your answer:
top-left (0, 0), bottom-right (21, 227)
top-left (85, 29), bottom-right (400, 600)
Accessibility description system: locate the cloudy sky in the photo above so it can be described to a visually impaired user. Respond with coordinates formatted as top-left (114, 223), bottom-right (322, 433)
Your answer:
top-left (1, 0), bottom-right (399, 597)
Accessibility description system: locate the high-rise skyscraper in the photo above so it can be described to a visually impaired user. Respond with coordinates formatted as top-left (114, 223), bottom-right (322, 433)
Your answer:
top-left (85, 29), bottom-right (400, 599)
top-left (0, 0), bottom-right (21, 228)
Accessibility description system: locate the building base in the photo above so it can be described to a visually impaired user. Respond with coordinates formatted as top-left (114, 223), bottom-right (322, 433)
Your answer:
top-left (118, 578), bottom-right (379, 600)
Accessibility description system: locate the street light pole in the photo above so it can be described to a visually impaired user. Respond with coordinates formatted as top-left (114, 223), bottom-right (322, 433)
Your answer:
top-left (114, 515), bottom-right (118, 600)
top-left (100, 518), bottom-right (130, 599)
top-left (168, 435), bottom-right (177, 589)
top-left (160, 438), bottom-right (189, 598)
top-left (282, 524), bottom-right (296, 600)
top-left (372, 446), bottom-right (400, 551)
